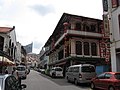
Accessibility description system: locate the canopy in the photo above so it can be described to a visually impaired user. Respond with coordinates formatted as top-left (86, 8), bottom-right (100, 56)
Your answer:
top-left (0, 56), bottom-right (15, 66)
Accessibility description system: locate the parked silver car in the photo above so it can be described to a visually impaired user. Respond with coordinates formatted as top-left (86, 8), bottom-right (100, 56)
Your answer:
top-left (66, 64), bottom-right (96, 85)
top-left (0, 74), bottom-right (26, 90)
top-left (16, 65), bottom-right (27, 79)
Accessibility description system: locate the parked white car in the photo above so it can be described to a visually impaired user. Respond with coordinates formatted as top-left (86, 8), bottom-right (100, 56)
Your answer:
top-left (50, 67), bottom-right (63, 78)
top-left (16, 65), bottom-right (27, 79)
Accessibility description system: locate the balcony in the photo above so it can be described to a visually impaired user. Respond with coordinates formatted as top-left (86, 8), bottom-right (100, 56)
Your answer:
top-left (55, 30), bottom-right (103, 47)
top-left (66, 30), bottom-right (102, 38)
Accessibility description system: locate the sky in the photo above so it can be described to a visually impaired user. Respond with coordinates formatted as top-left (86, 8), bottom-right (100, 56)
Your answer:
top-left (0, 0), bottom-right (103, 54)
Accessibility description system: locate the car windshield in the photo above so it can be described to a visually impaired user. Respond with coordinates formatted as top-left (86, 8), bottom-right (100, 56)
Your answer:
top-left (81, 66), bottom-right (95, 72)
top-left (0, 78), bottom-right (3, 89)
top-left (16, 67), bottom-right (25, 71)
top-left (115, 73), bottom-right (120, 80)
top-left (55, 68), bottom-right (62, 71)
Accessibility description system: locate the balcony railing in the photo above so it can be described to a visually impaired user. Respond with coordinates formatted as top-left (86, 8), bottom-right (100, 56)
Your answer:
top-left (55, 30), bottom-right (103, 47)
top-left (66, 30), bottom-right (102, 38)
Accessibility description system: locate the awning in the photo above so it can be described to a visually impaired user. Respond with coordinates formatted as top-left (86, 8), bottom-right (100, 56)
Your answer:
top-left (0, 56), bottom-right (15, 66)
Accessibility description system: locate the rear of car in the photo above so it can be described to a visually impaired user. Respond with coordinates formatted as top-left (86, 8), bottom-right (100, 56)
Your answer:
top-left (66, 64), bottom-right (96, 84)
top-left (16, 65), bottom-right (27, 79)
top-left (80, 64), bottom-right (96, 83)
top-left (39, 69), bottom-right (45, 74)
top-left (50, 67), bottom-right (63, 78)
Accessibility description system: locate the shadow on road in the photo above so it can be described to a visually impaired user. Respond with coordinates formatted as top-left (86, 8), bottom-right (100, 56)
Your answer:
top-left (39, 73), bottom-right (90, 89)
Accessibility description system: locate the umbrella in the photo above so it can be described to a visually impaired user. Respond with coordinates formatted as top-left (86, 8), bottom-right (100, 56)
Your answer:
top-left (0, 56), bottom-right (15, 66)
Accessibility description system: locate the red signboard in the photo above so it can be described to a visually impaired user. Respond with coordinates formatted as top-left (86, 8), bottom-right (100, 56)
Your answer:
top-left (112, 0), bottom-right (118, 8)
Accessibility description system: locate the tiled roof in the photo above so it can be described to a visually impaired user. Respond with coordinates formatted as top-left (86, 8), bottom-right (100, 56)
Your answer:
top-left (0, 27), bottom-right (13, 33)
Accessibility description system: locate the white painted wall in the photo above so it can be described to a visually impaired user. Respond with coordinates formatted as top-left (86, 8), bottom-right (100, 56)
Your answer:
top-left (108, 0), bottom-right (120, 72)
top-left (16, 42), bottom-right (22, 63)
top-left (9, 29), bottom-right (17, 46)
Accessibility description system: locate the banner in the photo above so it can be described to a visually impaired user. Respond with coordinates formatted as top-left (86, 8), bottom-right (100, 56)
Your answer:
top-left (103, 15), bottom-right (110, 38)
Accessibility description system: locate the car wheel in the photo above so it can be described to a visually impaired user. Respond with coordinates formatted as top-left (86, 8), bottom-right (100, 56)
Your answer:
top-left (90, 82), bottom-right (95, 89)
top-left (109, 86), bottom-right (115, 90)
top-left (52, 73), bottom-right (55, 78)
top-left (66, 76), bottom-right (70, 82)
top-left (74, 79), bottom-right (78, 85)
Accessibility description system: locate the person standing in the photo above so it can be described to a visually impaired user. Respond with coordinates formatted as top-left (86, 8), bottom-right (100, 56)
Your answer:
top-left (12, 67), bottom-right (22, 86)
top-left (12, 67), bottom-right (18, 79)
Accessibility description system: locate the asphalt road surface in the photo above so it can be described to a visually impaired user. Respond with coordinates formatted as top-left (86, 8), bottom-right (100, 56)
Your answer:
top-left (22, 70), bottom-right (91, 90)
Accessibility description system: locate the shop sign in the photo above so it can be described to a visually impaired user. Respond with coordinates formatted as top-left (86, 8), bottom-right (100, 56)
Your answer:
top-left (103, 0), bottom-right (108, 12)
top-left (103, 15), bottom-right (110, 37)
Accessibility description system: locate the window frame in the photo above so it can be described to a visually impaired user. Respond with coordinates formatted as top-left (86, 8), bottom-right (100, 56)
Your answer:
top-left (84, 42), bottom-right (90, 55)
top-left (91, 42), bottom-right (97, 56)
top-left (76, 41), bottom-right (82, 55)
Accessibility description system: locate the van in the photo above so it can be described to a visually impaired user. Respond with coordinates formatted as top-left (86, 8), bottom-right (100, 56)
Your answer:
top-left (66, 64), bottom-right (96, 85)
top-left (16, 65), bottom-right (27, 79)
top-left (50, 67), bottom-right (63, 78)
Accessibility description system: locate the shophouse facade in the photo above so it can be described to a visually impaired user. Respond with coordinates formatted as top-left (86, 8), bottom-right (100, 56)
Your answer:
top-left (16, 42), bottom-right (22, 64)
top-left (42, 13), bottom-right (110, 75)
top-left (39, 47), bottom-right (49, 69)
top-left (0, 26), bottom-right (17, 73)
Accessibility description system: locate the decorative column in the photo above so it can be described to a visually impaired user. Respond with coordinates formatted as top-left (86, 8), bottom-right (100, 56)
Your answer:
top-left (63, 22), bottom-right (68, 58)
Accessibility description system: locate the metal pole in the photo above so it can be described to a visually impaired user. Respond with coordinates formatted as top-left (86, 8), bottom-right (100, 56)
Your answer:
top-left (2, 56), bottom-right (4, 74)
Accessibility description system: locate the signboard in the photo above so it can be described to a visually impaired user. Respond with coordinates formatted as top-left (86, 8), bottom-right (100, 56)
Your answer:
top-left (103, 15), bottom-right (110, 37)
top-left (103, 0), bottom-right (108, 12)
top-left (112, 0), bottom-right (118, 8)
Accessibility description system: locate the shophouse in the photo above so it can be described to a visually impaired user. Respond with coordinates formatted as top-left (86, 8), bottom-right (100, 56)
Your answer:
top-left (0, 26), bottom-right (17, 73)
top-left (42, 13), bottom-right (110, 75)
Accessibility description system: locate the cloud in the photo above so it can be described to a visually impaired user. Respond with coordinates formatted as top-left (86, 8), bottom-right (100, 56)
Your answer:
top-left (32, 41), bottom-right (44, 54)
top-left (0, 0), bottom-right (25, 21)
top-left (30, 4), bottom-right (55, 16)
top-left (0, 0), bottom-right (4, 6)
top-left (0, 0), bottom-right (103, 54)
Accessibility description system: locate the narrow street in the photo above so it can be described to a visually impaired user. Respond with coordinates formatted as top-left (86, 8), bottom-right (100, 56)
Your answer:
top-left (22, 70), bottom-right (91, 90)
